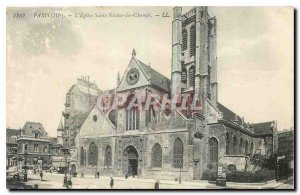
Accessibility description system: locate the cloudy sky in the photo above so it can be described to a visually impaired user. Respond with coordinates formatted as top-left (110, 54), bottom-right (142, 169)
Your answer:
top-left (7, 7), bottom-right (293, 137)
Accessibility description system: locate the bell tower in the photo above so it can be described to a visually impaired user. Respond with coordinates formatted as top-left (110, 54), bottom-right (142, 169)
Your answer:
top-left (171, 6), bottom-right (218, 107)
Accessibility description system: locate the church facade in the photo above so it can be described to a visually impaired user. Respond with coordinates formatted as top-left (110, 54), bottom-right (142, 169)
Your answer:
top-left (59, 7), bottom-right (277, 181)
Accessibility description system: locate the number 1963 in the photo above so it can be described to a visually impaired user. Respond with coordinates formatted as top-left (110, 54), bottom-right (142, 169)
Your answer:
top-left (13, 13), bottom-right (25, 18)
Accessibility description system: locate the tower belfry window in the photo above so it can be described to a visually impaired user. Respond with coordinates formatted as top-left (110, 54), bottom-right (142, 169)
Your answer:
top-left (182, 29), bottom-right (187, 51)
top-left (190, 25), bottom-right (196, 57)
top-left (189, 66), bottom-right (195, 87)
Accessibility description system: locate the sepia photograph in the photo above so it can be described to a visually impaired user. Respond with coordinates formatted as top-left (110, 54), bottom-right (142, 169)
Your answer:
top-left (6, 6), bottom-right (294, 190)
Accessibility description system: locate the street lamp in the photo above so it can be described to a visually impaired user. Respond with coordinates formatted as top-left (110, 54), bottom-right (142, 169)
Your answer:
top-left (179, 160), bottom-right (182, 184)
top-left (23, 151), bottom-right (28, 182)
top-left (61, 148), bottom-right (69, 187)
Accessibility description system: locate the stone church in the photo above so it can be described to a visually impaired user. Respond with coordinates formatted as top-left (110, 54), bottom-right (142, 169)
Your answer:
top-left (58, 7), bottom-right (277, 181)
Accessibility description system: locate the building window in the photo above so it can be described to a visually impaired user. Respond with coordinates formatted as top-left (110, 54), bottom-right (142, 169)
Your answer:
top-left (35, 132), bottom-right (39, 139)
top-left (209, 137), bottom-right (218, 164)
top-left (109, 111), bottom-right (116, 126)
top-left (88, 142), bottom-right (98, 166)
top-left (80, 146), bottom-right (85, 166)
top-left (104, 145), bottom-right (112, 167)
top-left (250, 142), bottom-right (254, 155)
top-left (226, 133), bottom-right (230, 155)
top-left (173, 138), bottom-right (183, 168)
top-left (182, 29), bottom-right (188, 51)
top-left (126, 108), bottom-right (140, 130)
top-left (233, 136), bottom-right (237, 154)
top-left (189, 66), bottom-right (195, 87)
top-left (244, 140), bottom-right (249, 155)
top-left (34, 144), bottom-right (38, 152)
top-left (190, 25), bottom-right (196, 57)
top-left (24, 144), bottom-right (28, 151)
top-left (43, 146), bottom-right (47, 153)
top-left (93, 115), bottom-right (97, 122)
top-left (151, 143), bottom-right (162, 168)
top-left (182, 67), bottom-right (187, 84)
top-left (239, 138), bottom-right (243, 154)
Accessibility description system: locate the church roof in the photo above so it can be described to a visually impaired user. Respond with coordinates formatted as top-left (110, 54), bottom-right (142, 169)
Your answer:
top-left (217, 103), bottom-right (244, 125)
top-left (252, 121), bottom-right (275, 135)
top-left (136, 59), bottom-right (171, 93)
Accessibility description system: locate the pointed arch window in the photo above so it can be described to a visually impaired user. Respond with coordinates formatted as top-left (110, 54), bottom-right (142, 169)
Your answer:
top-left (233, 136), bottom-right (237, 155)
top-left (104, 145), bottom-right (112, 167)
top-left (226, 133), bottom-right (230, 155)
top-left (173, 138), bottom-right (183, 168)
top-left (80, 146), bottom-right (85, 166)
top-left (209, 137), bottom-right (218, 163)
top-left (151, 143), bottom-right (162, 168)
top-left (245, 140), bottom-right (249, 155)
top-left (190, 25), bottom-right (196, 57)
top-left (182, 29), bottom-right (188, 51)
top-left (189, 66), bottom-right (195, 87)
top-left (239, 138), bottom-right (243, 154)
top-left (88, 142), bottom-right (98, 166)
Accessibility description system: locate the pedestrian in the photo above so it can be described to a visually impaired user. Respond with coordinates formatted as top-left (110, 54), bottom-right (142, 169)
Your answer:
top-left (97, 171), bottom-right (100, 178)
top-left (34, 169), bottom-right (36, 175)
top-left (154, 180), bottom-right (160, 189)
top-left (40, 171), bottom-right (43, 181)
top-left (110, 177), bottom-right (114, 188)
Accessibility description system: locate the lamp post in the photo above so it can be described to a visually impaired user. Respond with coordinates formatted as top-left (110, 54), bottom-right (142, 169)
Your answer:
top-left (23, 151), bottom-right (28, 182)
top-left (179, 160), bottom-right (182, 184)
top-left (61, 148), bottom-right (69, 187)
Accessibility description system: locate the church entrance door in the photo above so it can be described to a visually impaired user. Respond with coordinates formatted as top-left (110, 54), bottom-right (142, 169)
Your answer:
top-left (123, 145), bottom-right (138, 177)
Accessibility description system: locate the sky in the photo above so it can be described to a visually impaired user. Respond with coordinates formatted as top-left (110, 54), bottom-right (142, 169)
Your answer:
top-left (6, 7), bottom-right (294, 137)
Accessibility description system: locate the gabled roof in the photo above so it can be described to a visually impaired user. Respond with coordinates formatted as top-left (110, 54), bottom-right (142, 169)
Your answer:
top-left (136, 59), bottom-right (171, 93)
top-left (217, 103), bottom-right (244, 125)
top-left (252, 121), bottom-right (275, 135)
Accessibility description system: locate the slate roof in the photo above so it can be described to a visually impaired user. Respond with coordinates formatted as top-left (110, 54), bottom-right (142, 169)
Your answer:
top-left (252, 121), bottom-right (275, 135)
top-left (137, 59), bottom-right (171, 93)
top-left (22, 122), bottom-right (47, 136)
top-left (217, 103), bottom-right (244, 125)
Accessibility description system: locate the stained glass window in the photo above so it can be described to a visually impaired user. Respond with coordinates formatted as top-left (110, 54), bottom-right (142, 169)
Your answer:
top-left (151, 143), bottom-right (162, 168)
top-left (88, 142), bottom-right (98, 166)
top-left (173, 138), bottom-right (183, 168)
top-left (209, 137), bottom-right (218, 163)
top-left (104, 145), bottom-right (112, 167)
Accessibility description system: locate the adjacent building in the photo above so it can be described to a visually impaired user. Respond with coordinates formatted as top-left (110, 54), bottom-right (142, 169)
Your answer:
top-left (6, 128), bottom-right (19, 168)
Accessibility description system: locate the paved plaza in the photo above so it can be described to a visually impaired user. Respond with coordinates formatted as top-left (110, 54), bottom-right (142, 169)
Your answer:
top-left (11, 172), bottom-right (294, 190)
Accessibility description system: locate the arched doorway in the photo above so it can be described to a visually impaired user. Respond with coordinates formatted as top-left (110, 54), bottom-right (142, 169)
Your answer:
top-left (123, 145), bottom-right (139, 177)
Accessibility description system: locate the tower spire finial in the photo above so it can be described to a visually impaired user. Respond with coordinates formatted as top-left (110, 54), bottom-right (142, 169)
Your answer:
top-left (132, 48), bottom-right (136, 57)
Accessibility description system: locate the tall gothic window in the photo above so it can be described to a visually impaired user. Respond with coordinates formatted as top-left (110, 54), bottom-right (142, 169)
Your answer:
top-left (151, 143), bottom-right (162, 168)
top-left (250, 142), bottom-right (254, 155)
top-left (126, 108), bottom-right (140, 130)
top-left (189, 66), bottom-right (195, 87)
top-left (104, 145), bottom-right (112, 167)
top-left (226, 133), bottom-right (230, 155)
top-left (209, 137), bottom-right (218, 163)
top-left (88, 142), bottom-right (98, 166)
top-left (245, 140), bottom-right (249, 155)
top-left (239, 138), bottom-right (243, 154)
top-left (233, 136), bottom-right (237, 155)
top-left (182, 29), bottom-right (188, 51)
top-left (80, 146), bottom-right (85, 166)
top-left (173, 138), bottom-right (183, 168)
top-left (190, 25), bottom-right (196, 57)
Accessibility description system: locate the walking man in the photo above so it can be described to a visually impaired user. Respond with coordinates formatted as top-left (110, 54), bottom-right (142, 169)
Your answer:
top-left (110, 177), bottom-right (114, 189)
top-left (40, 171), bottom-right (43, 181)
top-left (154, 180), bottom-right (160, 189)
